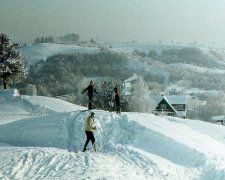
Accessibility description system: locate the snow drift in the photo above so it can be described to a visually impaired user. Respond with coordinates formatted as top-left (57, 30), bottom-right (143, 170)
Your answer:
top-left (1, 89), bottom-right (225, 179)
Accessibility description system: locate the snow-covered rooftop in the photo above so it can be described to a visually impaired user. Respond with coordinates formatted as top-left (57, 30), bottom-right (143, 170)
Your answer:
top-left (211, 115), bottom-right (225, 121)
top-left (124, 73), bottom-right (138, 83)
top-left (151, 95), bottom-right (187, 105)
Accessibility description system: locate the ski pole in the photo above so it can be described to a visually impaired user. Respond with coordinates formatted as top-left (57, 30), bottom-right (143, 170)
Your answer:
top-left (89, 99), bottom-right (98, 109)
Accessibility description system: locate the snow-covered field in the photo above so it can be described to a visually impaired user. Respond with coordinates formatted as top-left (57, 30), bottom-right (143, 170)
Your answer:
top-left (167, 63), bottom-right (225, 74)
top-left (19, 43), bottom-right (100, 65)
top-left (1, 89), bottom-right (225, 179)
top-left (111, 42), bottom-right (183, 54)
top-left (18, 42), bottom-right (186, 65)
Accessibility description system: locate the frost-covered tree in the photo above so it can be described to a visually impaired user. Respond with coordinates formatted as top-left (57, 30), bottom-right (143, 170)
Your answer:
top-left (0, 33), bottom-right (27, 89)
top-left (129, 76), bottom-right (154, 112)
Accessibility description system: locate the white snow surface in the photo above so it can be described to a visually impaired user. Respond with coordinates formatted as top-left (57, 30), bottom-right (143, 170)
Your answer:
top-left (1, 89), bottom-right (225, 179)
top-left (167, 63), bottom-right (225, 74)
top-left (19, 43), bottom-right (100, 65)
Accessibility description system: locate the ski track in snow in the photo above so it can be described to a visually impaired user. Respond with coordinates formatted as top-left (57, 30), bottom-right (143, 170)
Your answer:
top-left (0, 110), bottom-right (224, 180)
top-left (0, 111), bottom-right (191, 180)
top-left (0, 111), bottom-right (224, 180)
top-left (0, 147), bottom-right (157, 180)
top-left (1, 93), bottom-right (225, 179)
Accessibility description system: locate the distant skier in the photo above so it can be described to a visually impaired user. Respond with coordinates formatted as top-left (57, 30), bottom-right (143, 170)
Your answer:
top-left (82, 112), bottom-right (97, 152)
top-left (114, 87), bottom-right (121, 114)
top-left (82, 80), bottom-right (98, 110)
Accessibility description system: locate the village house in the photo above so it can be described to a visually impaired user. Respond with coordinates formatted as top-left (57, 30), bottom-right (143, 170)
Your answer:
top-left (151, 95), bottom-right (187, 118)
top-left (123, 73), bottom-right (138, 96)
top-left (210, 115), bottom-right (225, 125)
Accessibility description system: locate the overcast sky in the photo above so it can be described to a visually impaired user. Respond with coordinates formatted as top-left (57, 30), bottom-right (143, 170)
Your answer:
top-left (1, 0), bottom-right (225, 47)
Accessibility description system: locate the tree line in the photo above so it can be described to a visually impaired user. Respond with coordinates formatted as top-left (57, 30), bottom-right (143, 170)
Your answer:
top-left (135, 47), bottom-right (225, 68)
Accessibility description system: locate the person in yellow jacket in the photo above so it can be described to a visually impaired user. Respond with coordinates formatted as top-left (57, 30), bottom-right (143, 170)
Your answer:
top-left (82, 112), bottom-right (97, 152)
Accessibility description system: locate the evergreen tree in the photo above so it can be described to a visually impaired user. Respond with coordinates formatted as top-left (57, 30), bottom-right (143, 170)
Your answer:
top-left (97, 81), bottom-right (128, 112)
top-left (100, 81), bottom-right (114, 110)
top-left (34, 37), bottom-right (41, 44)
top-left (0, 33), bottom-right (27, 89)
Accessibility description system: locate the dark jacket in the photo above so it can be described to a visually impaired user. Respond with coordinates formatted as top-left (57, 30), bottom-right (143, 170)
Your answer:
top-left (115, 91), bottom-right (120, 104)
top-left (82, 85), bottom-right (98, 97)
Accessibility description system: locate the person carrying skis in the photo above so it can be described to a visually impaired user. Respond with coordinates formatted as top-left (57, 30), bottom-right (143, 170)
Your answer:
top-left (82, 112), bottom-right (97, 152)
top-left (82, 80), bottom-right (98, 110)
top-left (114, 87), bottom-right (121, 114)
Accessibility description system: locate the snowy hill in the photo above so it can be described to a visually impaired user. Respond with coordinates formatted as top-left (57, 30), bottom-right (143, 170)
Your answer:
top-left (19, 42), bottom-right (184, 65)
top-left (111, 42), bottom-right (183, 54)
top-left (19, 43), bottom-right (100, 65)
top-left (19, 42), bottom-right (225, 76)
top-left (1, 89), bottom-right (225, 179)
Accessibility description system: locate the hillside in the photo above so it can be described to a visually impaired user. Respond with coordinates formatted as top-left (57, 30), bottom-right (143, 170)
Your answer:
top-left (15, 42), bottom-right (225, 121)
top-left (19, 42), bottom-right (225, 81)
top-left (19, 43), bottom-right (100, 65)
top-left (1, 89), bottom-right (225, 179)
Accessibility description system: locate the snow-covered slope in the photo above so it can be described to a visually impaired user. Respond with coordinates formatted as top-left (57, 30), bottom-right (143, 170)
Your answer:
top-left (112, 42), bottom-right (183, 54)
top-left (1, 89), bottom-right (225, 179)
top-left (19, 43), bottom-right (100, 65)
top-left (20, 42), bottom-right (175, 66)
top-left (167, 63), bottom-right (225, 74)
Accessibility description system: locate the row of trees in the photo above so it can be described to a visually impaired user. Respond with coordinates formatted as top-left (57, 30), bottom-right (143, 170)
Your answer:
top-left (34, 36), bottom-right (55, 44)
top-left (131, 46), bottom-right (225, 91)
top-left (187, 94), bottom-right (225, 121)
top-left (134, 47), bottom-right (225, 68)
top-left (34, 33), bottom-right (81, 44)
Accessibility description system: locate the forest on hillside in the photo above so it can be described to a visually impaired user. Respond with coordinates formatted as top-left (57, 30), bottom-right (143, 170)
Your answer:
top-left (136, 47), bottom-right (225, 68)
top-left (16, 51), bottom-right (135, 111)
top-left (12, 46), bottom-right (225, 121)
top-left (132, 47), bottom-right (225, 90)
top-left (24, 51), bottom-right (131, 95)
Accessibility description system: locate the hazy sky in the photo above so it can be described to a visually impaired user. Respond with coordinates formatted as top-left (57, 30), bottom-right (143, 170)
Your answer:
top-left (1, 0), bottom-right (225, 47)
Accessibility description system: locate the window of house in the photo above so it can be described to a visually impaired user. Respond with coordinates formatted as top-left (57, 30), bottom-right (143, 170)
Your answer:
top-left (174, 104), bottom-right (184, 110)
top-left (160, 104), bottom-right (167, 110)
